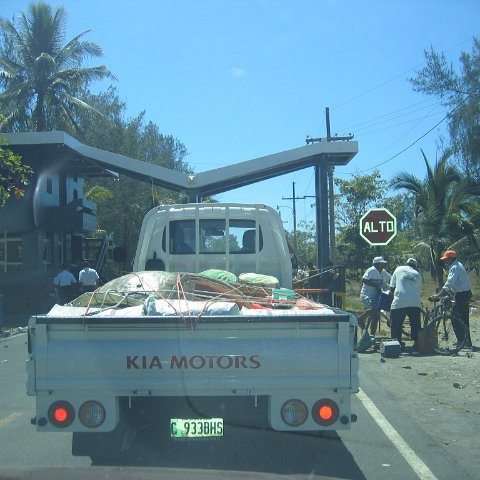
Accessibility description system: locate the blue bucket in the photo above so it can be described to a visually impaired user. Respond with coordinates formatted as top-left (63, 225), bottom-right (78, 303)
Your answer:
top-left (377, 292), bottom-right (392, 312)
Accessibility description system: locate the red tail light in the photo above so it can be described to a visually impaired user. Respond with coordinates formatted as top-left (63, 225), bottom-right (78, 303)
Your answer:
top-left (48, 401), bottom-right (75, 428)
top-left (53, 407), bottom-right (68, 422)
top-left (312, 399), bottom-right (339, 426)
top-left (319, 405), bottom-right (334, 420)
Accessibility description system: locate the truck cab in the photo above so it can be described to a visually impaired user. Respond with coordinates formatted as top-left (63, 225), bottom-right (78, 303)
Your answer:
top-left (133, 203), bottom-right (293, 288)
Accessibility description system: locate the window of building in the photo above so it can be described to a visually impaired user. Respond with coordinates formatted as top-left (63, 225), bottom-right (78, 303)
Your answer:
top-left (46, 177), bottom-right (53, 194)
top-left (57, 236), bottom-right (64, 266)
top-left (0, 232), bottom-right (22, 272)
top-left (42, 232), bottom-right (53, 268)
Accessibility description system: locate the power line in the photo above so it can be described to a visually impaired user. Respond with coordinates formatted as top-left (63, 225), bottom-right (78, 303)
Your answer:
top-left (332, 35), bottom-right (477, 111)
top-left (345, 101), bottom-right (443, 135)
top-left (355, 109), bottom-right (445, 137)
top-left (344, 95), bottom-right (471, 174)
top-left (339, 98), bottom-right (439, 132)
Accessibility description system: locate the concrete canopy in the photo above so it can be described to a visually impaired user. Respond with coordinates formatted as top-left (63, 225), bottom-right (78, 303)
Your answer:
top-left (3, 131), bottom-right (358, 200)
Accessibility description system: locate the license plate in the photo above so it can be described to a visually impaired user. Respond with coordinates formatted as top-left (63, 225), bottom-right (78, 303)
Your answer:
top-left (170, 418), bottom-right (224, 438)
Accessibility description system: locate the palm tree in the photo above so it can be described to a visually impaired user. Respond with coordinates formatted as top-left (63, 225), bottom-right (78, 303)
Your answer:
top-left (0, 1), bottom-right (115, 132)
top-left (390, 149), bottom-right (480, 287)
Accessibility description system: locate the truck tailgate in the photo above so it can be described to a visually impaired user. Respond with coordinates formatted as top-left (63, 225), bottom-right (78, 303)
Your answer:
top-left (29, 314), bottom-right (356, 396)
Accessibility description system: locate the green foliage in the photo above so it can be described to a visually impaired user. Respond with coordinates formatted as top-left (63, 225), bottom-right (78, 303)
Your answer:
top-left (334, 171), bottom-right (388, 226)
top-left (83, 185), bottom-right (114, 204)
top-left (391, 149), bottom-right (480, 286)
top-left (291, 172), bottom-right (418, 279)
top-left (335, 224), bottom-right (373, 279)
top-left (0, 120), bottom-right (33, 205)
top-left (335, 171), bottom-right (394, 276)
top-left (0, 1), bottom-right (115, 133)
top-left (410, 38), bottom-right (480, 179)
top-left (293, 221), bottom-right (317, 267)
top-left (382, 192), bottom-right (415, 231)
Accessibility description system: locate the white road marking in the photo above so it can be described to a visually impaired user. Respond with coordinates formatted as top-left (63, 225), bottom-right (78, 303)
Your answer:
top-left (0, 411), bottom-right (22, 428)
top-left (357, 388), bottom-right (438, 480)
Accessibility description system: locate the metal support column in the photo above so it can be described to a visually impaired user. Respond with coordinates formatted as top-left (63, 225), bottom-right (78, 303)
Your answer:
top-left (328, 166), bottom-right (336, 264)
top-left (315, 161), bottom-right (330, 270)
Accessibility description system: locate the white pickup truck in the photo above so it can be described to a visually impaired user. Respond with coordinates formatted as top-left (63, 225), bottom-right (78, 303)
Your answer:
top-left (26, 203), bottom-right (359, 462)
top-left (133, 203), bottom-right (295, 288)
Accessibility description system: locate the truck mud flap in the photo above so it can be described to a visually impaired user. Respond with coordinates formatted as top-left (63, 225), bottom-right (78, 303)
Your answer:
top-left (72, 398), bottom-right (131, 461)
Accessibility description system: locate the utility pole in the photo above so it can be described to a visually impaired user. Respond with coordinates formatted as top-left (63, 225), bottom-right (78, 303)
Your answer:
top-left (305, 107), bottom-right (353, 269)
top-left (282, 182), bottom-right (304, 253)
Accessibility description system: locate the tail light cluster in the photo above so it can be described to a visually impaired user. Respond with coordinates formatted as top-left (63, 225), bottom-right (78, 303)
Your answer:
top-left (48, 400), bottom-right (106, 429)
top-left (281, 398), bottom-right (340, 427)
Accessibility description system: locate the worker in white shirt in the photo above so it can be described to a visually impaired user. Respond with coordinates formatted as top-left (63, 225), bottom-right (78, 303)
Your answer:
top-left (430, 250), bottom-right (473, 348)
top-left (358, 256), bottom-right (391, 336)
top-left (53, 265), bottom-right (77, 305)
top-left (389, 258), bottom-right (422, 349)
top-left (78, 261), bottom-right (99, 293)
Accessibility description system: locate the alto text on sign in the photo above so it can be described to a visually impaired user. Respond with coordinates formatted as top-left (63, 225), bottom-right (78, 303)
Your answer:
top-left (359, 208), bottom-right (397, 245)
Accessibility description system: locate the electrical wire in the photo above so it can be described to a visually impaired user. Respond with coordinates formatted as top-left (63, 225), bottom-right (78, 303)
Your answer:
top-left (356, 108), bottom-right (444, 138)
top-left (338, 98), bottom-right (440, 132)
top-left (344, 94), bottom-right (471, 174)
top-left (345, 102), bottom-right (444, 136)
top-left (332, 35), bottom-right (477, 111)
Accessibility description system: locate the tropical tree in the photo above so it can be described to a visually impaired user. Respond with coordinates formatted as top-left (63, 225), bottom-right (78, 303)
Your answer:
top-left (332, 171), bottom-right (419, 278)
top-left (334, 171), bottom-right (389, 277)
top-left (410, 38), bottom-right (480, 179)
top-left (0, 114), bottom-right (33, 204)
top-left (292, 220), bottom-right (317, 268)
top-left (0, 1), bottom-right (114, 133)
top-left (390, 149), bottom-right (480, 287)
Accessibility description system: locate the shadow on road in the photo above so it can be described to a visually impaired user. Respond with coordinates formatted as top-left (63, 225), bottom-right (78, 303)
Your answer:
top-left (91, 427), bottom-right (365, 479)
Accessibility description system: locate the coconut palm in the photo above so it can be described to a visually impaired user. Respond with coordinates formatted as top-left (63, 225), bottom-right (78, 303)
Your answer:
top-left (0, 1), bottom-right (115, 132)
top-left (390, 149), bottom-right (480, 287)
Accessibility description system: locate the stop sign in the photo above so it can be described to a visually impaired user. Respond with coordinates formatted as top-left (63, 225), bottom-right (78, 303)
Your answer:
top-left (359, 208), bottom-right (397, 245)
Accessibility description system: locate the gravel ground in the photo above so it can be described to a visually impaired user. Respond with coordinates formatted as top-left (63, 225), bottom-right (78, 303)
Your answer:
top-left (359, 313), bottom-right (480, 477)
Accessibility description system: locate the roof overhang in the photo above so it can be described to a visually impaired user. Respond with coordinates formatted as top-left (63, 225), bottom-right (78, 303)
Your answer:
top-left (3, 131), bottom-right (358, 196)
top-left (191, 140), bottom-right (358, 197)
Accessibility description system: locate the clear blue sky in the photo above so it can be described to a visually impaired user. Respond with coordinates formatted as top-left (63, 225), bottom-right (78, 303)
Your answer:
top-left (4, 0), bottom-right (479, 230)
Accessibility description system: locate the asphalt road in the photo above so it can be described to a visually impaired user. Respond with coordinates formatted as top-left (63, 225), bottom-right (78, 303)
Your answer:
top-left (0, 330), bottom-right (478, 480)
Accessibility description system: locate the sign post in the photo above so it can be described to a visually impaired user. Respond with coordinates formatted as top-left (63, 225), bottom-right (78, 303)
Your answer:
top-left (359, 208), bottom-right (397, 246)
